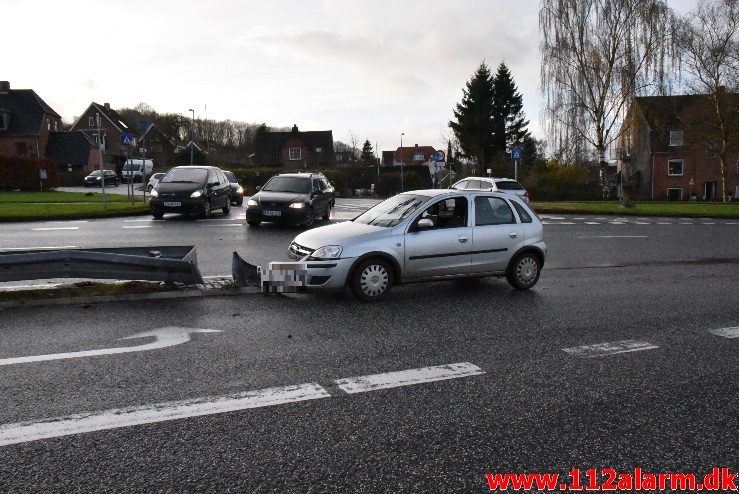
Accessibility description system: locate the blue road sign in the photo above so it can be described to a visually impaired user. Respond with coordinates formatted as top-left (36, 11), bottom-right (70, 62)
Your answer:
top-left (432, 150), bottom-right (446, 162)
top-left (121, 133), bottom-right (135, 146)
top-left (511, 147), bottom-right (522, 160)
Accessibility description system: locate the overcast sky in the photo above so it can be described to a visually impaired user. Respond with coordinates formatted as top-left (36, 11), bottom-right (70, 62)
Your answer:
top-left (5, 0), bottom-right (698, 154)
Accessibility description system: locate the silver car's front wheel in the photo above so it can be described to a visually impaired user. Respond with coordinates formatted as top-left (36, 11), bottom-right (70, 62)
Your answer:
top-left (351, 258), bottom-right (394, 302)
top-left (506, 252), bottom-right (541, 290)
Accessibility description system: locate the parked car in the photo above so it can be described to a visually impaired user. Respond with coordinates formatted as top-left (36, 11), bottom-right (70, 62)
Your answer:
top-left (277, 189), bottom-right (545, 301)
top-left (84, 170), bottom-right (119, 187)
top-left (222, 170), bottom-right (244, 206)
top-left (246, 172), bottom-right (335, 227)
top-left (147, 173), bottom-right (166, 192)
top-left (149, 166), bottom-right (232, 219)
top-left (451, 177), bottom-right (530, 202)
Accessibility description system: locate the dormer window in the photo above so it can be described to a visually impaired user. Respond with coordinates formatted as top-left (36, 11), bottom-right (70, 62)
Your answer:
top-left (0, 111), bottom-right (9, 131)
top-left (669, 130), bottom-right (683, 147)
top-left (412, 152), bottom-right (425, 161)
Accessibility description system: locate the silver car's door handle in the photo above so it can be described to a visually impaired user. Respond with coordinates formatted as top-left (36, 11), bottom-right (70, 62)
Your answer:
top-left (458, 235), bottom-right (468, 243)
top-left (509, 232), bottom-right (517, 238)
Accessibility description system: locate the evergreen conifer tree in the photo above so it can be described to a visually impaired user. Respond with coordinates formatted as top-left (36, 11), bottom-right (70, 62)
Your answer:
top-left (449, 62), bottom-right (496, 167)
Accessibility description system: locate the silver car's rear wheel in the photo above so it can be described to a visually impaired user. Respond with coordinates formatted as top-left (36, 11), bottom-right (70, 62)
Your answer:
top-left (506, 252), bottom-right (541, 290)
top-left (351, 258), bottom-right (393, 301)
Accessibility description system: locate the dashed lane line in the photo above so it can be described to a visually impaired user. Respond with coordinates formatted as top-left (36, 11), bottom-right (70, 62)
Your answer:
top-left (708, 327), bottom-right (739, 339)
top-left (563, 340), bottom-right (659, 358)
top-left (0, 362), bottom-right (483, 447)
top-left (31, 227), bottom-right (79, 231)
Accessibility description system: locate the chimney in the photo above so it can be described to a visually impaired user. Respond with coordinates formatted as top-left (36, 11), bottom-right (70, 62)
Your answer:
top-left (104, 102), bottom-right (110, 111)
top-left (414, 144), bottom-right (418, 147)
top-left (291, 124), bottom-right (299, 133)
top-left (0, 81), bottom-right (9, 94)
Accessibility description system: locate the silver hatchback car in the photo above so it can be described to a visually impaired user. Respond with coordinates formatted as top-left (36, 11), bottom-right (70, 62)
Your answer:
top-left (280, 189), bottom-right (546, 301)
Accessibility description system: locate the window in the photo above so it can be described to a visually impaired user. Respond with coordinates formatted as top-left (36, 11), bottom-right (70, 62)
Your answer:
top-left (475, 196), bottom-right (515, 226)
top-left (415, 197), bottom-right (468, 229)
top-left (466, 180), bottom-right (484, 190)
top-left (511, 200), bottom-right (533, 223)
top-left (0, 111), bottom-right (9, 130)
top-left (289, 147), bottom-right (302, 160)
top-left (669, 130), bottom-right (683, 146)
top-left (47, 118), bottom-right (50, 130)
top-left (666, 188), bottom-right (683, 201)
top-left (315, 147), bottom-right (322, 153)
top-left (412, 152), bottom-right (425, 161)
top-left (88, 116), bottom-right (95, 127)
top-left (451, 180), bottom-right (468, 190)
top-left (93, 134), bottom-right (99, 144)
top-left (668, 159), bottom-right (683, 176)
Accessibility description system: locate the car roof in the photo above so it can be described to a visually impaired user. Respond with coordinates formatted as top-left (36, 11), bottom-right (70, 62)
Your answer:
top-left (275, 172), bottom-right (323, 178)
top-left (458, 176), bottom-right (519, 183)
top-left (402, 188), bottom-right (516, 199)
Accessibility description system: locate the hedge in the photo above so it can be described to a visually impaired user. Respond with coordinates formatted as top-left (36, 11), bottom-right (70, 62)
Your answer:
top-left (0, 156), bottom-right (59, 191)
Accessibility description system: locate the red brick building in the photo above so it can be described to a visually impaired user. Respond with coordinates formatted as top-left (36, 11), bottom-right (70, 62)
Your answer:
top-left (617, 94), bottom-right (739, 201)
top-left (254, 124), bottom-right (335, 168)
top-left (69, 102), bottom-right (136, 172)
top-left (0, 81), bottom-right (63, 158)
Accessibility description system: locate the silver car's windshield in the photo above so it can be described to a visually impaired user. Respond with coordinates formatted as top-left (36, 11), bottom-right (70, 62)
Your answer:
top-left (353, 194), bottom-right (430, 228)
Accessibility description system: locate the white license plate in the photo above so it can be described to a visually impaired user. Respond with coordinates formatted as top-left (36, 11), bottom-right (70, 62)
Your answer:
top-left (263, 210), bottom-right (281, 217)
top-left (164, 201), bottom-right (181, 207)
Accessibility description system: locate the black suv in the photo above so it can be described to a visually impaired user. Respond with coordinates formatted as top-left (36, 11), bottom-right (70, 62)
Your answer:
top-left (246, 172), bottom-right (335, 227)
top-left (149, 166), bottom-right (232, 219)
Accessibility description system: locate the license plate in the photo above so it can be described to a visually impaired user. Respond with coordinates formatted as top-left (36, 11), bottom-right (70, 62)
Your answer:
top-left (164, 201), bottom-right (181, 207)
top-left (263, 210), bottom-right (281, 217)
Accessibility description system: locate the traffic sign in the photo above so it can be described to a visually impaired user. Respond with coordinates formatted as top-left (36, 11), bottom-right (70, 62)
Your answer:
top-left (511, 147), bottom-right (522, 160)
top-left (121, 133), bottom-right (136, 146)
top-left (432, 150), bottom-right (446, 162)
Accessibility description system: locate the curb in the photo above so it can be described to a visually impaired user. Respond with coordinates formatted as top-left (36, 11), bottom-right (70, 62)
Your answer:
top-left (0, 285), bottom-right (262, 310)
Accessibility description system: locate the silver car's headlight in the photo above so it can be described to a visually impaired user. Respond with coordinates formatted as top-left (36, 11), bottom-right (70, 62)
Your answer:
top-left (150, 189), bottom-right (159, 197)
top-left (190, 190), bottom-right (203, 198)
top-left (311, 245), bottom-right (342, 259)
top-left (247, 198), bottom-right (258, 207)
top-left (236, 186), bottom-right (243, 194)
top-left (289, 202), bottom-right (306, 209)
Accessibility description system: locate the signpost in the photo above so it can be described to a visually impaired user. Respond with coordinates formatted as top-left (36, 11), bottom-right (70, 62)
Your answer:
top-left (511, 146), bottom-right (522, 181)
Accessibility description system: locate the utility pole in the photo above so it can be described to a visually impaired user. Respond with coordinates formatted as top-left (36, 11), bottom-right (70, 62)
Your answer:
top-left (96, 113), bottom-right (106, 208)
top-left (400, 132), bottom-right (404, 193)
top-left (189, 108), bottom-right (195, 166)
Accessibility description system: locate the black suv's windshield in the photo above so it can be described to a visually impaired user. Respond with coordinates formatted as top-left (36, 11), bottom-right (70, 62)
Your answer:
top-left (160, 168), bottom-right (207, 184)
top-left (262, 177), bottom-right (311, 193)
top-left (353, 194), bottom-right (430, 228)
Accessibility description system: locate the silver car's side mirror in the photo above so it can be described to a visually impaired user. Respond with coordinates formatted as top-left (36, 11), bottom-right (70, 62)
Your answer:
top-left (417, 218), bottom-right (434, 229)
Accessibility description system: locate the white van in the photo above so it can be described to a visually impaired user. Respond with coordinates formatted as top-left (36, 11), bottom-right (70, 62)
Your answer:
top-left (122, 159), bottom-right (154, 183)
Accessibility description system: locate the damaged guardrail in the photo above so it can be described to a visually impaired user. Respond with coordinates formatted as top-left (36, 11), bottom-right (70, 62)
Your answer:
top-left (0, 246), bottom-right (204, 285)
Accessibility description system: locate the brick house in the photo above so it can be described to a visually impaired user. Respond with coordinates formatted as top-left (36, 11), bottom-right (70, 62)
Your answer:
top-left (137, 123), bottom-right (178, 170)
top-left (0, 81), bottom-right (63, 158)
top-left (254, 125), bottom-right (335, 168)
top-left (45, 131), bottom-right (98, 174)
top-left (393, 145), bottom-right (438, 166)
top-left (617, 94), bottom-right (739, 201)
top-left (69, 102), bottom-right (136, 172)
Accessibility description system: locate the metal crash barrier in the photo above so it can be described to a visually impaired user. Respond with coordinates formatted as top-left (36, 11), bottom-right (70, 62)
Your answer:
top-left (0, 246), bottom-right (204, 285)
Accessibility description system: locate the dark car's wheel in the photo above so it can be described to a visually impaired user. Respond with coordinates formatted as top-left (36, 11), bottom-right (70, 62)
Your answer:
top-left (322, 203), bottom-right (331, 221)
top-left (200, 201), bottom-right (212, 219)
top-left (151, 208), bottom-right (164, 220)
top-left (222, 201), bottom-right (231, 215)
top-left (506, 252), bottom-right (541, 290)
top-left (247, 220), bottom-right (260, 227)
top-left (351, 258), bottom-right (394, 302)
top-left (302, 208), bottom-right (315, 228)
top-left (235, 197), bottom-right (243, 206)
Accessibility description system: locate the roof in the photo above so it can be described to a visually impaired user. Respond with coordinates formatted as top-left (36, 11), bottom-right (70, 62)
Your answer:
top-left (635, 92), bottom-right (739, 130)
top-left (0, 89), bottom-right (61, 136)
top-left (394, 146), bottom-right (437, 163)
top-left (45, 131), bottom-right (95, 165)
top-left (254, 126), bottom-right (335, 166)
top-left (70, 102), bottom-right (135, 133)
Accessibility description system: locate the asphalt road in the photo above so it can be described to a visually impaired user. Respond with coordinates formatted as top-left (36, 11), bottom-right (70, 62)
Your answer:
top-left (0, 201), bottom-right (737, 492)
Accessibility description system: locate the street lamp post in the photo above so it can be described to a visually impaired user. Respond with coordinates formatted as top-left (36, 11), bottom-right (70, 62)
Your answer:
top-left (400, 132), bottom-right (404, 192)
top-left (189, 108), bottom-right (195, 166)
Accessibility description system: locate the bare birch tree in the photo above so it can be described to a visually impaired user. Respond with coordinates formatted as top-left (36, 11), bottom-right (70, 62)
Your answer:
top-left (679, 0), bottom-right (739, 202)
top-left (540, 0), bottom-right (678, 190)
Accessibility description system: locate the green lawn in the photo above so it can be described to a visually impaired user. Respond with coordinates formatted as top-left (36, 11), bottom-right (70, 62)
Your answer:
top-left (532, 201), bottom-right (739, 218)
top-left (0, 190), bottom-right (143, 203)
top-left (0, 191), bottom-right (149, 220)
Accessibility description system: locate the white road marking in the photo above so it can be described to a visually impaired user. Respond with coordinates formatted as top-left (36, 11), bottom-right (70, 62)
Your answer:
top-left (540, 216), bottom-right (565, 220)
top-left (584, 222), bottom-right (600, 225)
top-left (123, 219), bottom-right (154, 222)
top-left (558, 222), bottom-right (576, 225)
top-left (31, 227), bottom-right (79, 231)
top-left (121, 225), bottom-right (152, 229)
top-left (202, 223), bottom-right (243, 227)
top-left (0, 383), bottom-right (330, 447)
top-left (634, 222), bottom-right (650, 225)
top-left (657, 222), bottom-right (672, 224)
top-left (577, 235), bottom-right (648, 239)
top-left (609, 221), bottom-right (625, 225)
top-left (726, 222), bottom-right (738, 225)
top-left (563, 340), bottom-right (658, 358)
top-left (334, 362), bottom-right (484, 394)
top-left (44, 221), bottom-right (88, 224)
top-left (573, 217), bottom-right (585, 220)
top-left (708, 327), bottom-right (739, 339)
top-left (0, 246), bottom-right (77, 252)
top-left (702, 222), bottom-right (716, 225)
top-left (196, 218), bottom-right (240, 222)
top-left (0, 327), bottom-right (221, 366)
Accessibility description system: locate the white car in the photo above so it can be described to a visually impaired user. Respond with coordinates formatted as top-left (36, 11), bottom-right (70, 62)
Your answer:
top-left (451, 177), bottom-right (530, 202)
top-left (274, 189), bottom-right (546, 301)
top-left (147, 173), bottom-right (166, 192)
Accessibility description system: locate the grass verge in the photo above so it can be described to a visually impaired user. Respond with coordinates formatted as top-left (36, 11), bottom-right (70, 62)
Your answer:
top-left (0, 190), bottom-right (143, 203)
top-left (532, 201), bottom-right (739, 218)
top-left (0, 191), bottom-right (148, 220)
